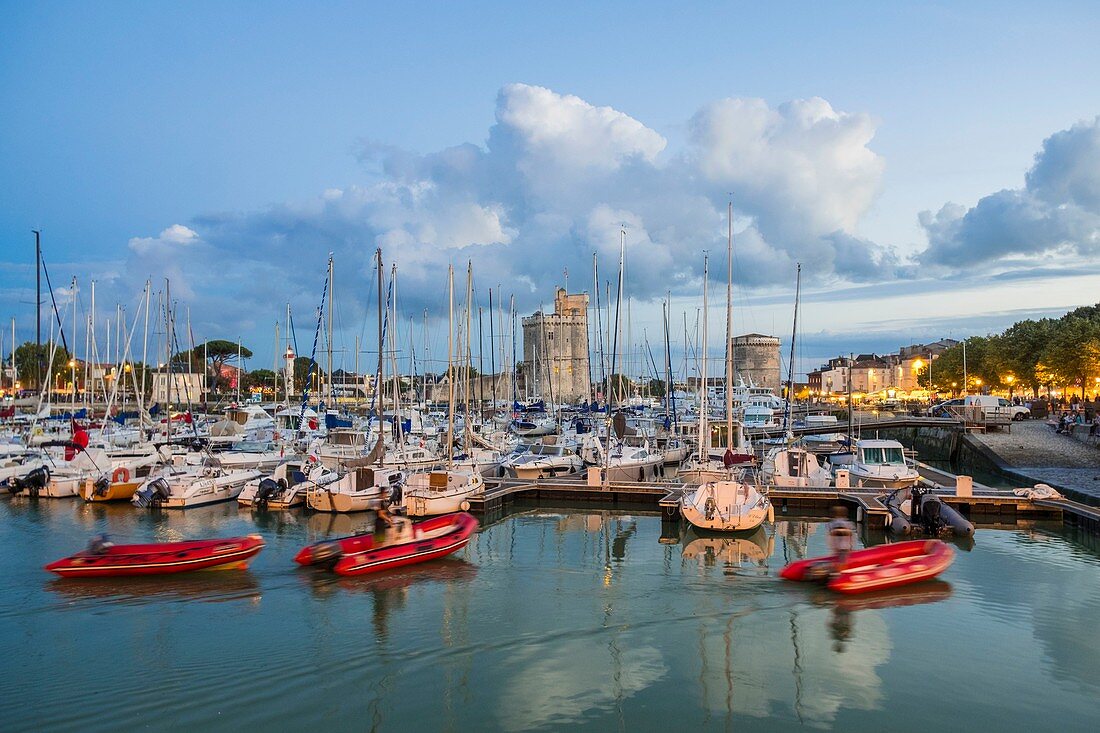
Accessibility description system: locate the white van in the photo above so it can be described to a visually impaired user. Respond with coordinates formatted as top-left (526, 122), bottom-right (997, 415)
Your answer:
top-left (964, 395), bottom-right (1030, 421)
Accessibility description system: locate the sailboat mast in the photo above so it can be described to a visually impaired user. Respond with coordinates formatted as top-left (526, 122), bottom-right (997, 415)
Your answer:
top-left (446, 265), bottom-right (455, 470)
top-left (327, 255), bottom-right (334, 407)
top-left (784, 264), bottom-right (801, 432)
top-left (700, 254), bottom-right (709, 462)
top-left (464, 262), bottom-right (473, 450)
top-left (376, 248), bottom-right (384, 453)
top-left (34, 230), bottom-right (41, 391)
top-left (725, 199), bottom-right (734, 451)
top-left (489, 288), bottom-right (496, 409)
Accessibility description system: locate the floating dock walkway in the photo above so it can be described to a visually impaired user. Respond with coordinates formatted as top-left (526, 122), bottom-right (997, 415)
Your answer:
top-left (469, 467), bottom-right (1100, 533)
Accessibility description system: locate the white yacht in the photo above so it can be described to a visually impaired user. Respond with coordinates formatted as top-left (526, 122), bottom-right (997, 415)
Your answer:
top-left (829, 438), bottom-right (919, 489)
top-left (501, 441), bottom-right (583, 479)
top-left (760, 444), bottom-right (832, 487)
top-left (131, 459), bottom-right (261, 508)
top-left (305, 463), bottom-right (402, 513)
top-left (238, 459), bottom-right (340, 509)
top-left (402, 469), bottom-right (484, 516)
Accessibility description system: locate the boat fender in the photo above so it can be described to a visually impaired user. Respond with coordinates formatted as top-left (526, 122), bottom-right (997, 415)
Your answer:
top-left (112, 467), bottom-right (130, 484)
top-left (767, 504), bottom-right (775, 524)
top-left (460, 500), bottom-right (471, 512)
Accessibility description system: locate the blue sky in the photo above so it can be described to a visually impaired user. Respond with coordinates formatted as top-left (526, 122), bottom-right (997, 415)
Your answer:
top-left (3, 1), bottom-right (1100, 377)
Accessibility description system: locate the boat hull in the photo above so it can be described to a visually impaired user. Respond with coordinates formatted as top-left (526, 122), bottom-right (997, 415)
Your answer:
top-left (779, 539), bottom-right (954, 594)
top-left (295, 512), bottom-right (478, 576)
top-left (46, 535), bottom-right (265, 577)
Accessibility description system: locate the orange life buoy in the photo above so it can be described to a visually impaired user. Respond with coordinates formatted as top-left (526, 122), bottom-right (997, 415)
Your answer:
top-left (112, 467), bottom-right (131, 484)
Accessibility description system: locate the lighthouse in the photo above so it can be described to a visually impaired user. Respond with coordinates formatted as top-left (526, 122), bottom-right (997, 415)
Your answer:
top-left (284, 345), bottom-right (296, 397)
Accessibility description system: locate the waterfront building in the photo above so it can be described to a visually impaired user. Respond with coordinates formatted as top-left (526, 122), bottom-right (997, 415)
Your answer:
top-left (731, 333), bottom-right (781, 389)
top-left (151, 371), bottom-right (206, 405)
top-left (521, 288), bottom-right (591, 403)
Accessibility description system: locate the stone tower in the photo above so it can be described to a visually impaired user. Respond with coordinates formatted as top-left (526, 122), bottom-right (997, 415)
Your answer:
top-left (521, 288), bottom-right (591, 403)
top-left (731, 333), bottom-right (782, 388)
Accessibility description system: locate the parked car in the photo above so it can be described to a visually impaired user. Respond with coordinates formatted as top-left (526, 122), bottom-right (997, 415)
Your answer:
top-left (927, 398), bottom-right (964, 417)
top-left (964, 395), bottom-right (1030, 421)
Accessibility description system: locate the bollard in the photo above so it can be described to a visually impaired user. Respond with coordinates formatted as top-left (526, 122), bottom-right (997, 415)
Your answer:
top-left (956, 475), bottom-right (973, 498)
top-left (835, 469), bottom-right (850, 489)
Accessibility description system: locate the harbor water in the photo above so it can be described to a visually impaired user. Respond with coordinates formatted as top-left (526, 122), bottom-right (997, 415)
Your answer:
top-left (2, 500), bottom-right (1099, 732)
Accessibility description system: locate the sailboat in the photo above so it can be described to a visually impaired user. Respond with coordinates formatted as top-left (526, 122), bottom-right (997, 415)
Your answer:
top-left (403, 263), bottom-right (484, 516)
top-left (680, 475), bottom-right (774, 532)
top-left (681, 204), bottom-right (752, 484)
top-left (760, 264), bottom-right (832, 488)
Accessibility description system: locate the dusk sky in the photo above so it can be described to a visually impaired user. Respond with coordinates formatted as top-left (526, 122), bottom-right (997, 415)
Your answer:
top-left (3, 1), bottom-right (1100, 378)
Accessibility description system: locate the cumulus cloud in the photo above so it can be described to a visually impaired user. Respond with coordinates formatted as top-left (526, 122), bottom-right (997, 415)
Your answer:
top-left (919, 117), bottom-right (1100, 268)
top-left (97, 84), bottom-right (902, 345)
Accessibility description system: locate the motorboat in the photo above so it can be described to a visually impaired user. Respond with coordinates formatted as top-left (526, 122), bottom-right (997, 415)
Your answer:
top-left (305, 463), bottom-right (404, 513)
top-left (501, 440), bottom-right (582, 479)
top-left (452, 446), bottom-right (504, 478)
top-left (680, 478), bottom-right (773, 532)
top-left (800, 414), bottom-right (845, 452)
top-left (760, 444), bottom-right (832, 487)
top-left (12, 448), bottom-right (113, 499)
top-left (829, 439), bottom-right (919, 489)
top-left (131, 459), bottom-right (262, 508)
top-left (208, 404), bottom-right (275, 445)
top-left (311, 429), bottom-right (372, 467)
top-left (511, 412), bottom-right (558, 437)
top-left (654, 435), bottom-right (691, 467)
top-left (238, 459), bottom-right (341, 509)
top-left (580, 435), bottom-right (664, 482)
top-left (742, 405), bottom-right (780, 430)
top-left (81, 447), bottom-right (165, 502)
top-left (779, 539), bottom-right (955, 594)
top-left (403, 469), bottom-right (484, 516)
top-left (46, 535), bottom-right (265, 577)
top-left (294, 512), bottom-right (478, 576)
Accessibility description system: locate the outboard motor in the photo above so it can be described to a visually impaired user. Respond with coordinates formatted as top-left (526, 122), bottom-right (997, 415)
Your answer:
top-left (919, 494), bottom-right (943, 534)
top-left (11, 466), bottom-right (50, 497)
top-left (92, 475), bottom-right (111, 497)
top-left (310, 541), bottom-right (344, 566)
top-left (254, 478), bottom-right (282, 508)
top-left (131, 477), bottom-right (171, 508)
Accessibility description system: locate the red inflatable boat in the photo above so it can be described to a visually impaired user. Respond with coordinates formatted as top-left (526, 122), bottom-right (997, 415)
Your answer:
top-left (779, 539), bottom-right (954, 594)
top-left (45, 535), bottom-right (265, 578)
top-left (295, 512), bottom-right (478, 576)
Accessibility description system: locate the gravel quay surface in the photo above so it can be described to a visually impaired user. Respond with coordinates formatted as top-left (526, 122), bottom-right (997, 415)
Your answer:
top-left (971, 420), bottom-right (1100, 500)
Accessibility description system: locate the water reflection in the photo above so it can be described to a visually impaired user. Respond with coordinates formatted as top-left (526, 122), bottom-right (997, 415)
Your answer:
top-left (680, 526), bottom-right (773, 575)
top-left (47, 572), bottom-right (263, 606)
top-left (3, 501), bottom-right (1100, 732)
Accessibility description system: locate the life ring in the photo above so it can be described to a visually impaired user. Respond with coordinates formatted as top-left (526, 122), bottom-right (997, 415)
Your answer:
top-left (112, 467), bottom-right (130, 484)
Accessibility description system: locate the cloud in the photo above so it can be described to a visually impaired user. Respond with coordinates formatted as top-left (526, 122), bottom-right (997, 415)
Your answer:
top-left (65, 84), bottom-right (904, 351)
top-left (919, 117), bottom-right (1100, 268)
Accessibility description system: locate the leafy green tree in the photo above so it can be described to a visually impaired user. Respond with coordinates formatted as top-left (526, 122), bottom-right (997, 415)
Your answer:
top-left (245, 369), bottom-right (277, 392)
top-left (14, 342), bottom-right (71, 390)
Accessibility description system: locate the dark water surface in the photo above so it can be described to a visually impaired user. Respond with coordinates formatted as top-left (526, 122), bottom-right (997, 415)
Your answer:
top-left (2, 498), bottom-right (1099, 732)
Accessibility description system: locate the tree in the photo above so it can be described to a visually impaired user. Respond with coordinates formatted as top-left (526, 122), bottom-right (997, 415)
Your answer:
top-left (14, 342), bottom-right (71, 391)
top-left (646, 378), bottom-right (667, 398)
top-left (293, 356), bottom-right (327, 394)
top-left (245, 369), bottom-right (277, 393)
top-left (176, 340), bottom-right (253, 392)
